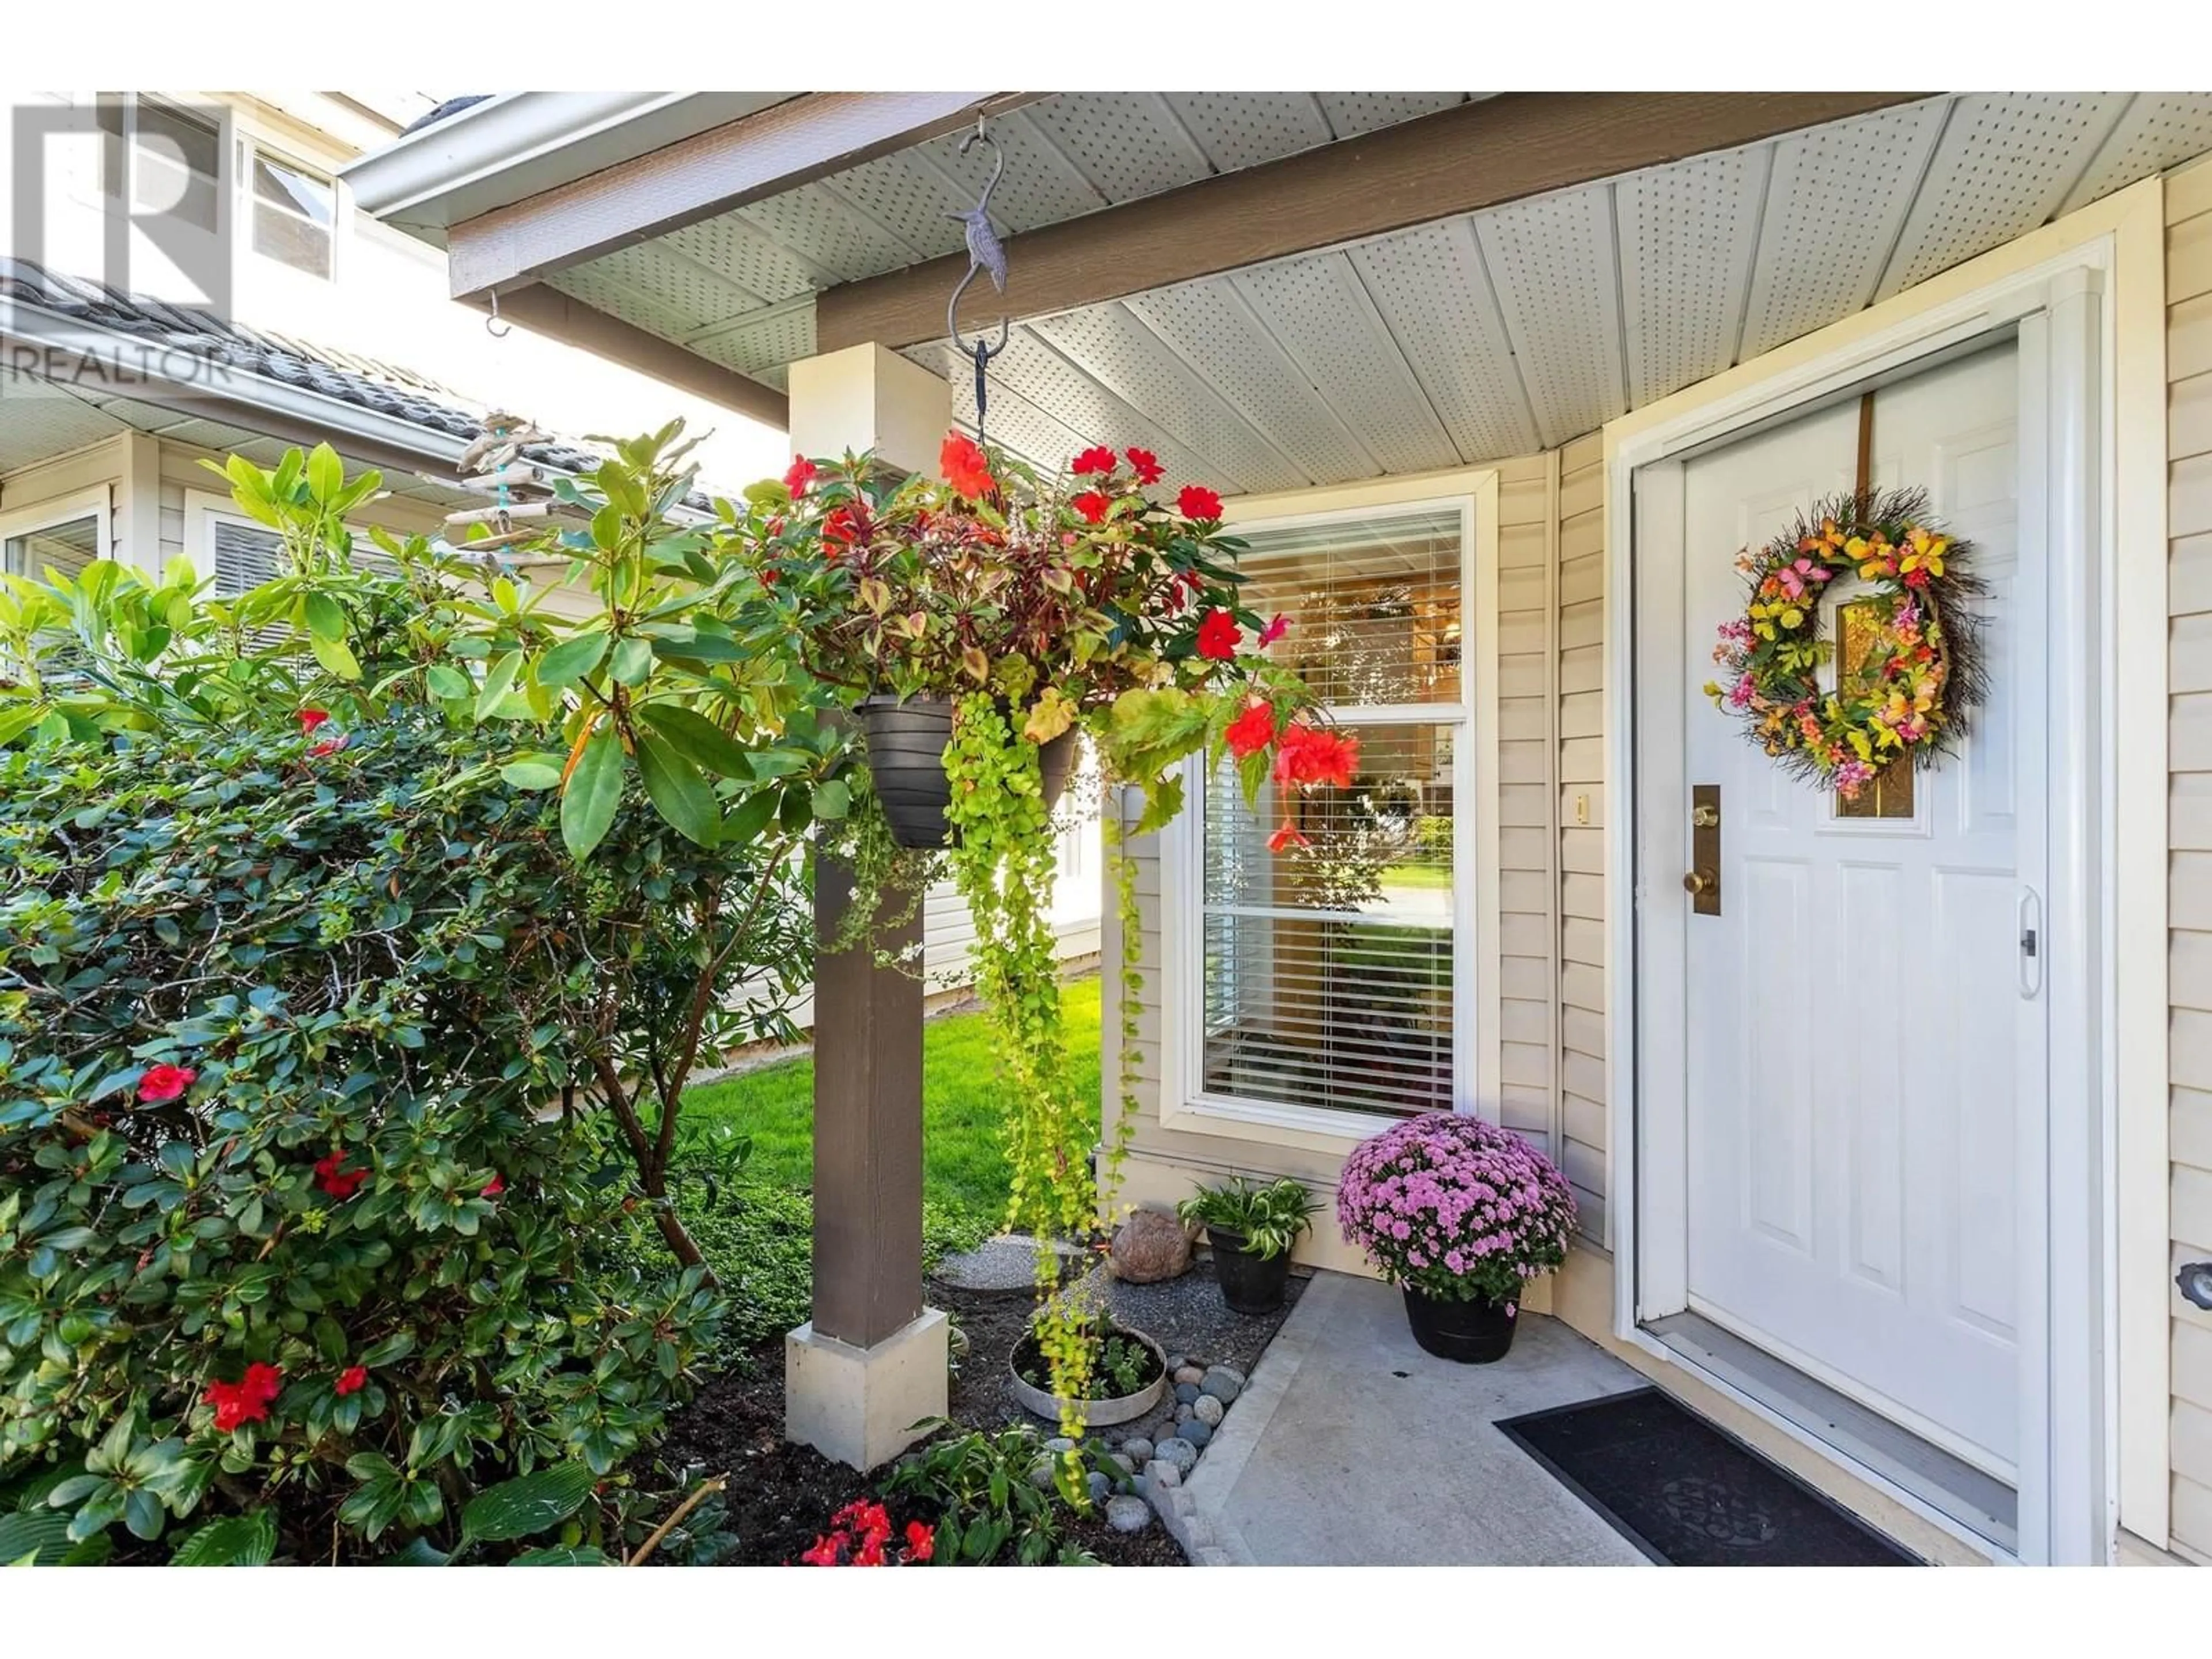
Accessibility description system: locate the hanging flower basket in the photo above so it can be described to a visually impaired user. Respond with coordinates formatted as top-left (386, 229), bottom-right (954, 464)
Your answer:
top-left (859, 694), bottom-right (1076, 850)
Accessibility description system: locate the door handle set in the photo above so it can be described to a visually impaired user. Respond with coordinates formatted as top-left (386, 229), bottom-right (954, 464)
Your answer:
top-left (1685, 785), bottom-right (1721, 915)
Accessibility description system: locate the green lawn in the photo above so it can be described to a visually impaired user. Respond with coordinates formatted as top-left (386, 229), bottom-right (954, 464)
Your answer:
top-left (684, 973), bottom-right (1103, 1222)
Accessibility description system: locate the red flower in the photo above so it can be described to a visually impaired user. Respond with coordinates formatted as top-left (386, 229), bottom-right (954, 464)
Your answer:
top-left (1195, 608), bottom-right (1242, 662)
top-left (1126, 447), bottom-right (1164, 486)
top-left (481, 1174), bottom-right (505, 1198)
top-left (1258, 614), bottom-right (1290, 648)
top-left (313, 1150), bottom-right (365, 1200)
top-left (1225, 699), bottom-right (1277, 760)
top-left (800, 1535), bottom-right (842, 1566)
top-left (308, 734), bottom-right (349, 759)
top-left (334, 1365), bottom-right (368, 1397)
top-left (208, 1362), bottom-right (283, 1433)
top-left (1071, 445), bottom-right (1118, 476)
top-left (1274, 721), bottom-right (1360, 790)
top-left (1070, 490), bottom-right (1111, 525)
top-left (821, 506), bottom-right (863, 557)
top-left (782, 456), bottom-right (817, 495)
top-left (297, 709), bottom-right (329, 733)
top-left (1177, 484), bottom-right (1223, 521)
top-left (1267, 821), bottom-right (1310, 854)
top-left (940, 432), bottom-right (995, 499)
top-left (904, 1520), bottom-right (934, 1563)
top-left (137, 1063), bottom-right (197, 1104)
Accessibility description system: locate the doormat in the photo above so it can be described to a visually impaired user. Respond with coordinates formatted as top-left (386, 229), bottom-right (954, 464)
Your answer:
top-left (1496, 1387), bottom-right (1920, 1566)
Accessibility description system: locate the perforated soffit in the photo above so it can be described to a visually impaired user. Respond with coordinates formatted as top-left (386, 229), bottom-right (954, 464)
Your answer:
top-left (556, 92), bottom-right (2212, 486)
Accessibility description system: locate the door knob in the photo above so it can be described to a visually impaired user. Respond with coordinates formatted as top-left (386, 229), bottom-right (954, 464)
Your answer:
top-left (1683, 870), bottom-right (1715, 897)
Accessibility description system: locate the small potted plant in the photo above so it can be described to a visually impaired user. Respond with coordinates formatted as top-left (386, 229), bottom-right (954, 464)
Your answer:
top-left (1006, 1315), bottom-right (1166, 1430)
top-left (1178, 1176), bottom-right (1319, 1315)
top-left (1336, 1112), bottom-right (1577, 1363)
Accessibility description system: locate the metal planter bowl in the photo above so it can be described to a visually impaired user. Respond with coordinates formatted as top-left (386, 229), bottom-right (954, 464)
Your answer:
top-left (1006, 1324), bottom-right (1168, 1429)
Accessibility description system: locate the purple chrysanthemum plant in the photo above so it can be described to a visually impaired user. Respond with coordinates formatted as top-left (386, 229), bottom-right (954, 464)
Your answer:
top-left (1336, 1112), bottom-right (1577, 1306)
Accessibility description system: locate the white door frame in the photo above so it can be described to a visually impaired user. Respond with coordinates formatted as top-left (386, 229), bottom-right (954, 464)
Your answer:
top-left (1601, 194), bottom-right (2166, 1566)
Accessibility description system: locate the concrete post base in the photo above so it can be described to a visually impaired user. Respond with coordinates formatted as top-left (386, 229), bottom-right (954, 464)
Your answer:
top-left (785, 1306), bottom-right (949, 1471)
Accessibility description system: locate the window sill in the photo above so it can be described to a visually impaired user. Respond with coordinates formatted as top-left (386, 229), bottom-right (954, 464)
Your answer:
top-left (1161, 1090), bottom-right (1398, 1153)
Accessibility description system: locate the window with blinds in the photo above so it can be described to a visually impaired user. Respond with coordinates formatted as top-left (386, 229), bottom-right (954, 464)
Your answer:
top-left (1194, 505), bottom-right (1467, 1122)
top-left (3, 514), bottom-right (101, 585)
top-left (210, 517), bottom-right (285, 594)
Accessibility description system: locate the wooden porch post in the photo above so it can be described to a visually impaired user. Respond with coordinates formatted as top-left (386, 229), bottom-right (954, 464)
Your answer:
top-left (783, 342), bottom-right (951, 1471)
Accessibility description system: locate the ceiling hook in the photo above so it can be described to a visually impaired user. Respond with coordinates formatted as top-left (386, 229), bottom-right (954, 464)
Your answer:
top-left (486, 287), bottom-right (512, 340)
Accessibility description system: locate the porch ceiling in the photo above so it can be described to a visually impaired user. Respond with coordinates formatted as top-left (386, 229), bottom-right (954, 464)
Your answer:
top-left (541, 91), bottom-right (2212, 490)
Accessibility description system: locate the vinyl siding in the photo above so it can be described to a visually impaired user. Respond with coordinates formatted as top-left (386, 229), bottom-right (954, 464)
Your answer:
top-left (2168, 153), bottom-right (2212, 1562)
top-left (1555, 430), bottom-right (1608, 1243)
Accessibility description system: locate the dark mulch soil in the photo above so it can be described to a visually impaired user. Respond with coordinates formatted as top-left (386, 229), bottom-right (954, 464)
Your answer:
top-left (654, 1256), bottom-right (1306, 1567)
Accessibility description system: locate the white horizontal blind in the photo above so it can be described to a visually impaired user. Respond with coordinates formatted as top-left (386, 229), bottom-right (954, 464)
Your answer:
top-left (212, 518), bottom-right (285, 595)
top-left (3, 515), bottom-right (100, 585)
top-left (1198, 506), bottom-right (1467, 1121)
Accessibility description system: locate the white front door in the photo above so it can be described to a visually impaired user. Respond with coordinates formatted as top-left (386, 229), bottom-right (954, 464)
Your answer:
top-left (1679, 342), bottom-right (2040, 1482)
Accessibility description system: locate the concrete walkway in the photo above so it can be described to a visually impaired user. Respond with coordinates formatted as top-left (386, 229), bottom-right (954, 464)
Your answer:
top-left (1182, 1270), bottom-right (1652, 1566)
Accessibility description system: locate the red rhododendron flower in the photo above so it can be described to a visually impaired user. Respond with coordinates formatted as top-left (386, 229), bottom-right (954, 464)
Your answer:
top-left (209, 1362), bottom-right (283, 1432)
top-left (1274, 721), bottom-right (1360, 790)
top-left (1071, 445), bottom-right (1118, 476)
top-left (1259, 614), bottom-right (1290, 648)
top-left (940, 432), bottom-right (995, 498)
top-left (1070, 490), bottom-right (1111, 525)
top-left (904, 1520), bottom-right (934, 1562)
top-left (783, 456), bottom-right (817, 495)
top-left (297, 709), bottom-right (329, 733)
top-left (314, 1150), bottom-right (365, 1200)
top-left (1225, 699), bottom-right (1277, 760)
top-left (137, 1063), bottom-right (197, 1104)
top-left (1196, 608), bottom-right (1241, 661)
top-left (307, 735), bottom-right (349, 759)
top-left (335, 1365), bottom-right (368, 1397)
top-left (1177, 484), bottom-right (1223, 521)
top-left (1126, 447), bottom-right (1164, 486)
top-left (481, 1174), bottom-right (505, 1198)
top-left (1268, 821), bottom-right (1310, 854)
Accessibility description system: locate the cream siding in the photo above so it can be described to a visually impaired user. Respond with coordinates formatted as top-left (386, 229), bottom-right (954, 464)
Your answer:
top-left (2168, 152), bottom-right (2212, 1563)
top-left (1555, 430), bottom-right (1608, 1243)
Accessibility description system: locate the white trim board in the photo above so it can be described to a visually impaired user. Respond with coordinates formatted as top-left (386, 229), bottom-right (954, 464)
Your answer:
top-left (1599, 177), bottom-right (2168, 1566)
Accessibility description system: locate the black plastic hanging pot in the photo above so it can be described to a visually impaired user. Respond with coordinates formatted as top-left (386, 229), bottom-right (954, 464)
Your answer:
top-left (1206, 1227), bottom-right (1293, 1316)
top-left (860, 695), bottom-right (1079, 851)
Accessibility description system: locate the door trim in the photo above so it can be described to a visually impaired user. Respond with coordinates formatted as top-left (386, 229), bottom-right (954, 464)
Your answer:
top-left (1600, 180), bottom-right (2168, 1566)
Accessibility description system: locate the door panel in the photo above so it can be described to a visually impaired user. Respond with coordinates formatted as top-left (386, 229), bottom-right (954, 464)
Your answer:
top-left (1680, 343), bottom-right (2038, 1479)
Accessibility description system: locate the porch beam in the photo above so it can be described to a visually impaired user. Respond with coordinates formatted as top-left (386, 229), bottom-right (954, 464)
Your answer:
top-left (471, 283), bottom-right (790, 429)
top-left (444, 90), bottom-right (1044, 302)
top-left (816, 90), bottom-right (1937, 353)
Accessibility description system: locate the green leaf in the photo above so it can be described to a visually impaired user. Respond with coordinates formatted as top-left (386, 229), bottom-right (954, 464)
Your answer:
top-left (536, 630), bottom-right (609, 689)
top-left (305, 442), bottom-right (343, 505)
top-left (458, 1463), bottom-right (597, 1545)
top-left (499, 758), bottom-right (563, 791)
top-left (475, 651), bottom-right (521, 722)
top-left (811, 779), bottom-right (851, 821)
top-left (170, 1509), bottom-right (275, 1566)
top-left (0, 704), bottom-right (49, 748)
top-left (637, 704), bottom-right (753, 779)
top-left (0, 1509), bottom-right (71, 1565)
top-left (510, 1544), bottom-right (611, 1565)
top-left (635, 735), bottom-right (718, 847)
top-left (301, 591), bottom-right (347, 643)
top-left (609, 635), bottom-right (653, 687)
top-left (560, 728), bottom-right (624, 860)
top-left (719, 790), bottom-right (778, 850)
top-left (425, 664), bottom-right (469, 700)
top-left (357, 1331), bottom-right (414, 1368)
top-left (309, 632), bottom-right (361, 682)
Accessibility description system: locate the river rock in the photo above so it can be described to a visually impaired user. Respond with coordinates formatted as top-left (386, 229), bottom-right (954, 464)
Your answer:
top-left (1108, 1209), bottom-right (1191, 1283)
top-left (1122, 1436), bottom-right (1154, 1464)
top-left (1200, 1366), bottom-right (1245, 1404)
top-left (1086, 1471), bottom-right (1112, 1504)
top-left (1192, 1392), bottom-right (1225, 1427)
top-left (1181, 1418), bottom-right (1213, 1448)
top-left (1143, 1458), bottom-right (1182, 1491)
top-left (1156, 1437), bottom-right (1199, 1475)
top-left (1107, 1494), bottom-right (1153, 1533)
top-left (1173, 1365), bottom-right (1206, 1387)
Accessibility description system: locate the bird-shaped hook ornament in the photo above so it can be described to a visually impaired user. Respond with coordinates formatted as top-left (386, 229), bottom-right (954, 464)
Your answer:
top-left (946, 121), bottom-right (1012, 444)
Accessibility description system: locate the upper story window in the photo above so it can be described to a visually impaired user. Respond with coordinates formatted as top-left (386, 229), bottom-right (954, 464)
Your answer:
top-left (249, 149), bottom-right (335, 279)
top-left (100, 96), bottom-right (222, 234)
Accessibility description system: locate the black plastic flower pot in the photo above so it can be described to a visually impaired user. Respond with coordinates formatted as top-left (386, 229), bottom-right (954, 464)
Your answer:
top-left (1206, 1227), bottom-right (1293, 1316)
top-left (1401, 1286), bottom-right (1518, 1364)
top-left (859, 696), bottom-right (1080, 851)
top-left (859, 695), bottom-right (955, 850)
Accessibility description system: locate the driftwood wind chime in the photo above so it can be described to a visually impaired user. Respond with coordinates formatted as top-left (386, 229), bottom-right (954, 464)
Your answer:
top-left (435, 411), bottom-right (559, 577)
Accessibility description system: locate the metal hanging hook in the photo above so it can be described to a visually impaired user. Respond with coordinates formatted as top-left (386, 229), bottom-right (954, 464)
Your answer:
top-left (946, 120), bottom-right (1010, 445)
top-left (486, 286), bottom-right (512, 340)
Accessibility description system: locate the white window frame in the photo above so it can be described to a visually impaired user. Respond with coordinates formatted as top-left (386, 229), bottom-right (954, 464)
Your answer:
top-left (1157, 472), bottom-right (1499, 1154)
top-left (1, 487), bottom-right (113, 579)
top-left (184, 490), bottom-right (286, 593)
top-left (241, 137), bottom-right (338, 283)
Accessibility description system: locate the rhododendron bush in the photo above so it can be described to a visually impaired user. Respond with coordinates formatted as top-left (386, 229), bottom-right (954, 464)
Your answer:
top-left (1336, 1113), bottom-right (1577, 1305)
